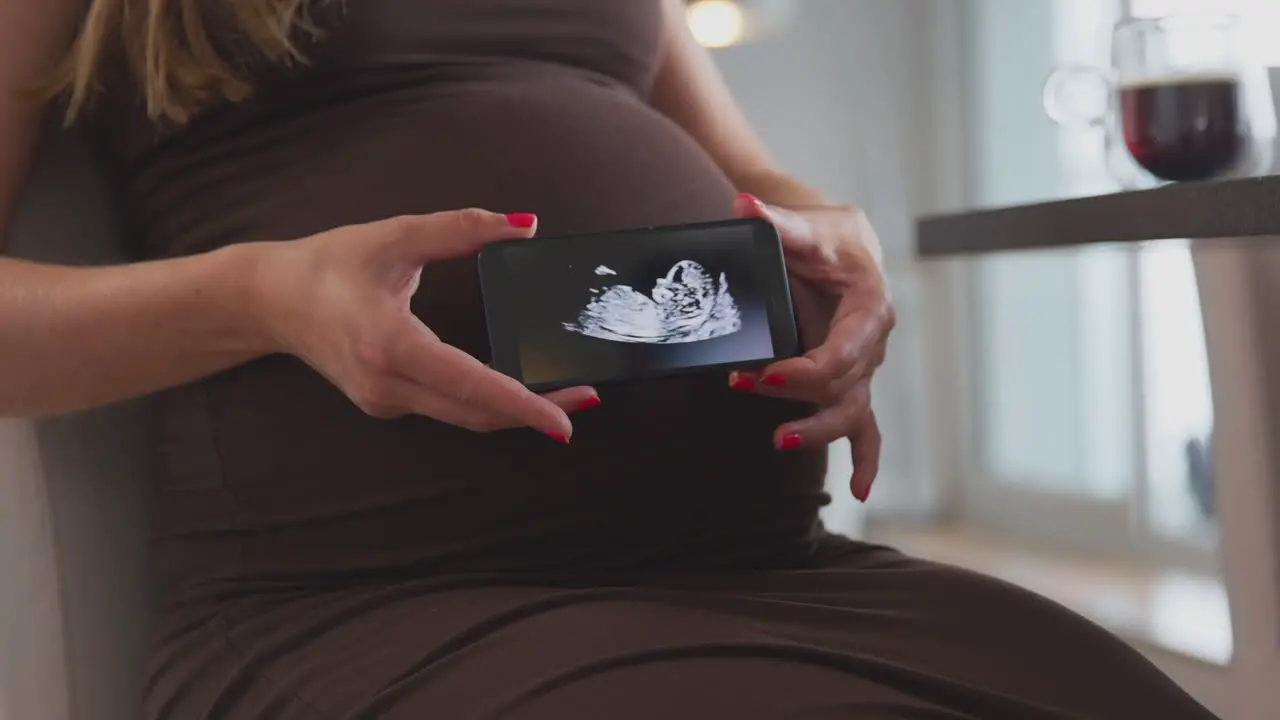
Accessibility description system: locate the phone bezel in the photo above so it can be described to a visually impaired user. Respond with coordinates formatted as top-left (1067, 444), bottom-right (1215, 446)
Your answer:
top-left (478, 218), bottom-right (800, 392)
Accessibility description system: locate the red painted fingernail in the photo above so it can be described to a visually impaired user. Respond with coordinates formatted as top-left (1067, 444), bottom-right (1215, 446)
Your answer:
top-left (730, 375), bottom-right (756, 391)
top-left (544, 432), bottom-right (570, 444)
top-left (576, 396), bottom-right (601, 412)
top-left (506, 213), bottom-right (537, 228)
top-left (778, 434), bottom-right (802, 451)
top-left (762, 374), bottom-right (787, 387)
top-left (737, 193), bottom-right (766, 210)
top-left (853, 482), bottom-right (872, 503)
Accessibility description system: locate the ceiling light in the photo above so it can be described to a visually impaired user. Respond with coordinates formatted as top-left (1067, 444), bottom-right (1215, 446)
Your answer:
top-left (687, 0), bottom-right (747, 49)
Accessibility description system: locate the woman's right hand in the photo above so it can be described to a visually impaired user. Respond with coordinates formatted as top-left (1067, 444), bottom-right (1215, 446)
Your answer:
top-left (253, 209), bottom-right (595, 443)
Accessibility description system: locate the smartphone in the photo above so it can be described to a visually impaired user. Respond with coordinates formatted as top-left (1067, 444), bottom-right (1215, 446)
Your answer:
top-left (478, 218), bottom-right (800, 391)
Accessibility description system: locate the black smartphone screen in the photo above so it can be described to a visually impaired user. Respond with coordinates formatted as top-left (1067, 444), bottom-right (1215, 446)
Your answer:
top-left (479, 219), bottom-right (799, 391)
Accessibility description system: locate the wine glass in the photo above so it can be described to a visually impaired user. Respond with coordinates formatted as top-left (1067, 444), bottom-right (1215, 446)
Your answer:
top-left (1045, 13), bottom-right (1276, 189)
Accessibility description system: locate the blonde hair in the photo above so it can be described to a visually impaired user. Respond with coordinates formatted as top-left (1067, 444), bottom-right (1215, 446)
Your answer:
top-left (49, 0), bottom-right (321, 126)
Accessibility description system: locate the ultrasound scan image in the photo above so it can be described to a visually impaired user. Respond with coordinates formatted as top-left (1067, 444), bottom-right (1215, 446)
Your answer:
top-left (562, 261), bottom-right (743, 345)
top-left (503, 225), bottom-right (778, 385)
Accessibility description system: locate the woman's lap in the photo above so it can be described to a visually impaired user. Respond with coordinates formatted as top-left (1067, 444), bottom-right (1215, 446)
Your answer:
top-left (146, 541), bottom-right (1218, 719)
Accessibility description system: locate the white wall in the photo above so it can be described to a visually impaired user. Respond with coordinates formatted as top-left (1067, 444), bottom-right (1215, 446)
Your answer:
top-left (0, 131), bottom-right (152, 720)
top-left (711, 0), bottom-right (965, 524)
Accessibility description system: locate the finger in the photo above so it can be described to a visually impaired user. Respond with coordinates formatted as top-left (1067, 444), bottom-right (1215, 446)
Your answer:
top-left (772, 383), bottom-right (871, 450)
top-left (729, 368), bottom-right (839, 405)
top-left (377, 378), bottom-right (599, 434)
top-left (849, 409), bottom-right (882, 503)
top-left (733, 194), bottom-right (825, 258)
top-left (736, 194), bottom-right (884, 278)
top-left (379, 376), bottom-right (514, 431)
top-left (396, 333), bottom-right (573, 439)
top-left (541, 386), bottom-right (602, 414)
top-left (808, 307), bottom-right (886, 377)
top-left (382, 208), bottom-right (539, 265)
top-left (758, 306), bottom-right (887, 388)
top-left (727, 368), bottom-right (762, 391)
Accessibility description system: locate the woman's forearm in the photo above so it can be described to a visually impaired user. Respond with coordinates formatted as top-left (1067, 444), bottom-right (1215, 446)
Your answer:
top-left (0, 243), bottom-right (276, 418)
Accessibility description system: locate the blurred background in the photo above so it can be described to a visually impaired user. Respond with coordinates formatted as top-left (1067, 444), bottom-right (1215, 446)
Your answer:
top-left (4, 2), bottom-right (1274, 718)
top-left (691, 0), bottom-right (1280, 715)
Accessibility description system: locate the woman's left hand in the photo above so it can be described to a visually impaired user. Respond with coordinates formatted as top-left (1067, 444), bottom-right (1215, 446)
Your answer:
top-left (729, 193), bottom-right (894, 502)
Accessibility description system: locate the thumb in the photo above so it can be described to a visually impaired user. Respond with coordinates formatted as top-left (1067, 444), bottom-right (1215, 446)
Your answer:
top-left (385, 209), bottom-right (539, 264)
top-left (733, 194), bottom-right (820, 255)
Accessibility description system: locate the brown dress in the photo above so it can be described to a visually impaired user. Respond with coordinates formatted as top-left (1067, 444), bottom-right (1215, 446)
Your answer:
top-left (88, 1), bottom-right (1218, 718)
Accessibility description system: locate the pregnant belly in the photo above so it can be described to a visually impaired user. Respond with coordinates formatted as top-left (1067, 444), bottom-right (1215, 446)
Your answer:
top-left (138, 72), bottom-right (829, 594)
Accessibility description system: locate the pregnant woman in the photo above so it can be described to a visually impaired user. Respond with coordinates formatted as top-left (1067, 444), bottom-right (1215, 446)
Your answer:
top-left (1, 1), bottom-right (1217, 718)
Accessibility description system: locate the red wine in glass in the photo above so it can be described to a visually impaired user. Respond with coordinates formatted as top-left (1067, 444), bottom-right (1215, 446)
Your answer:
top-left (1119, 75), bottom-right (1244, 182)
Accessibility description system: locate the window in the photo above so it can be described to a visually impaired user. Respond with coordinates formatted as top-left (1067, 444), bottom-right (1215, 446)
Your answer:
top-left (956, 0), bottom-right (1269, 571)
top-left (1124, 0), bottom-right (1267, 545)
top-left (1125, 0), bottom-right (1271, 545)
top-left (1130, 0), bottom-right (1280, 67)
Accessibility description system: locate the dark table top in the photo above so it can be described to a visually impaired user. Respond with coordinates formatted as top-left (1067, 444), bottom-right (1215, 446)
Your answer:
top-left (916, 176), bottom-right (1280, 257)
